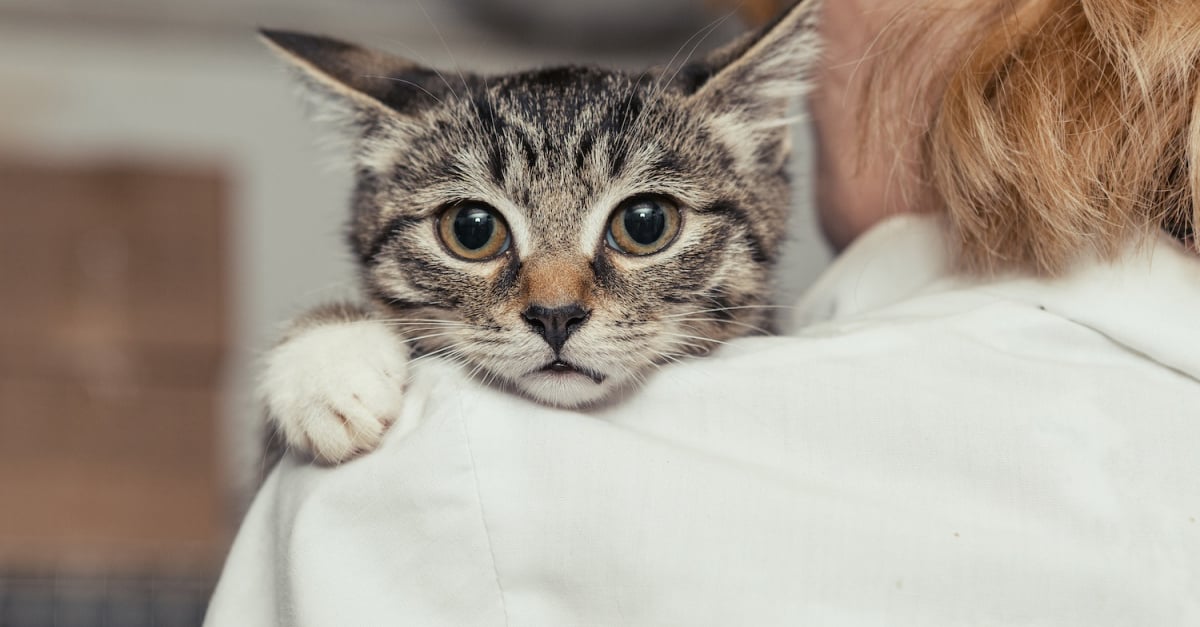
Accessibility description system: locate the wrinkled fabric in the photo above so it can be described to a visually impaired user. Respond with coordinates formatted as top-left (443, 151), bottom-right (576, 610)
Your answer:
top-left (206, 215), bottom-right (1200, 626)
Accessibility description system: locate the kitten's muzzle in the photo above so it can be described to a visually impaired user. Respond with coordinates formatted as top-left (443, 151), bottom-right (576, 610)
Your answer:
top-left (539, 360), bottom-right (606, 385)
top-left (522, 303), bottom-right (590, 354)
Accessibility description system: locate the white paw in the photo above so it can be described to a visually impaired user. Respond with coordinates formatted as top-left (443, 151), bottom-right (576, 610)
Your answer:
top-left (261, 321), bottom-right (408, 464)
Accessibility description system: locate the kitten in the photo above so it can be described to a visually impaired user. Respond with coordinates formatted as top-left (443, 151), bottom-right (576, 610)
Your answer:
top-left (260, 0), bottom-right (820, 463)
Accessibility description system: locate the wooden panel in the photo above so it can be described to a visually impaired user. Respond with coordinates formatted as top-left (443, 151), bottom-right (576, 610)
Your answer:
top-left (0, 161), bottom-right (226, 385)
top-left (0, 379), bottom-right (223, 571)
top-left (0, 159), bottom-right (228, 573)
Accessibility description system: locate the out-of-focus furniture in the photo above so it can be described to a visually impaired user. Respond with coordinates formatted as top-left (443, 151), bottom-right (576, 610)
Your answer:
top-left (0, 160), bottom-right (228, 578)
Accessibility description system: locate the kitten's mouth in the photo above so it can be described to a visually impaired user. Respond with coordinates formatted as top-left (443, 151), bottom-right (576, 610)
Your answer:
top-left (537, 360), bottom-right (606, 384)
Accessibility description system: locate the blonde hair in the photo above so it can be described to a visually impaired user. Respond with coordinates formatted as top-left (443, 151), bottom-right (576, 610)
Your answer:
top-left (872, 0), bottom-right (1200, 274)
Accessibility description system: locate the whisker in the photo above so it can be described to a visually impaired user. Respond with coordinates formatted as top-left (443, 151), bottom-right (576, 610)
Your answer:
top-left (377, 326), bottom-right (468, 337)
top-left (361, 75), bottom-right (445, 105)
top-left (657, 332), bottom-right (730, 346)
top-left (408, 343), bottom-right (466, 365)
top-left (655, 9), bottom-right (736, 100)
top-left (660, 332), bottom-right (709, 348)
top-left (661, 304), bottom-right (801, 319)
top-left (404, 351), bottom-right (472, 387)
top-left (662, 338), bottom-right (705, 353)
top-left (658, 10), bottom-right (732, 86)
top-left (395, 331), bottom-right (463, 344)
top-left (657, 353), bottom-right (686, 366)
top-left (377, 38), bottom-right (464, 102)
top-left (617, 5), bottom-right (739, 157)
top-left (615, 7), bottom-right (736, 161)
top-left (412, 0), bottom-right (492, 143)
top-left (413, 0), bottom-right (469, 99)
top-left (668, 317), bottom-right (772, 335)
top-left (376, 319), bottom-right (470, 327)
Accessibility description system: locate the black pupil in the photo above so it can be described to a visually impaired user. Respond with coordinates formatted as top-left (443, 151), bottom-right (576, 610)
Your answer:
top-left (623, 201), bottom-right (666, 246)
top-left (453, 207), bottom-right (496, 250)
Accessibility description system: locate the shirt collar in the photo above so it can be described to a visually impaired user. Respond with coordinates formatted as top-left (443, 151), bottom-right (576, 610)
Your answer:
top-left (788, 214), bottom-right (953, 329)
top-left (789, 214), bottom-right (1200, 382)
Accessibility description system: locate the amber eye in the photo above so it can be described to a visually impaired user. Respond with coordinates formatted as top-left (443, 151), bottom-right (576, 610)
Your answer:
top-left (606, 196), bottom-right (682, 256)
top-left (438, 202), bottom-right (510, 260)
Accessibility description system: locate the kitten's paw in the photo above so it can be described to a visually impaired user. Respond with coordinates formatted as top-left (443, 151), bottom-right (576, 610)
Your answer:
top-left (261, 321), bottom-right (408, 464)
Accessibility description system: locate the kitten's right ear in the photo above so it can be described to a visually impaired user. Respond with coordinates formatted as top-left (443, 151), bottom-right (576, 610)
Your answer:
top-left (259, 29), bottom-right (445, 121)
top-left (685, 0), bottom-right (821, 104)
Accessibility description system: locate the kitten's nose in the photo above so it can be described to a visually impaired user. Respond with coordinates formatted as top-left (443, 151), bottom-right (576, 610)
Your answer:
top-left (523, 303), bottom-right (590, 353)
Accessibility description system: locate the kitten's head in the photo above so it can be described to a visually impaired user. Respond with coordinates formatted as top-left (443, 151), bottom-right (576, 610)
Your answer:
top-left (263, 0), bottom-right (820, 407)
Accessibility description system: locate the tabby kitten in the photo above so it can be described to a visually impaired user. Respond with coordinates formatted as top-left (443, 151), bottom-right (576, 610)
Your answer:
top-left (260, 0), bottom-right (820, 463)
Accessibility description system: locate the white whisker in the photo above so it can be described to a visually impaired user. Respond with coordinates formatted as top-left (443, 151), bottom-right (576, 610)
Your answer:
top-left (395, 331), bottom-right (463, 344)
top-left (669, 317), bottom-right (772, 335)
top-left (413, 0), bottom-right (469, 98)
top-left (361, 75), bottom-right (445, 105)
top-left (658, 332), bottom-right (730, 346)
top-left (661, 304), bottom-right (801, 319)
top-left (376, 319), bottom-right (470, 327)
top-left (378, 38), bottom-right (464, 102)
top-left (408, 343), bottom-right (466, 365)
top-left (655, 9), bottom-right (737, 100)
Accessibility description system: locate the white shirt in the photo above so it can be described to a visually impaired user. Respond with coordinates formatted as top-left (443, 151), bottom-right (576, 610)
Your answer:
top-left (205, 215), bottom-right (1200, 626)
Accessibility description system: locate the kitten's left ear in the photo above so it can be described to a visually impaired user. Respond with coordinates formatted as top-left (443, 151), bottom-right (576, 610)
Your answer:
top-left (682, 0), bottom-right (821, 145)
top-left (259, 29), bottom-right (450, 126)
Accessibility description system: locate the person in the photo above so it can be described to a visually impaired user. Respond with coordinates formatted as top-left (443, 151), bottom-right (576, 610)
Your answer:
top-left (205, 1), bottom-right (1200, 624)
top-left (814, 0), bottom-right (1199, 266)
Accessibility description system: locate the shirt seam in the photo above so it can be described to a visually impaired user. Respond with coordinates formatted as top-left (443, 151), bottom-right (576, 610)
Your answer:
top-left (459, 410), bottom-right (511, 626)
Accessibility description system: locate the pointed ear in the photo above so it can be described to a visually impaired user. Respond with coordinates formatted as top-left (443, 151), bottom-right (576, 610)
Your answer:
top-left (259, 29), bottom-right (449, 121)
top-left (683, 0), bottom-right (821, 122)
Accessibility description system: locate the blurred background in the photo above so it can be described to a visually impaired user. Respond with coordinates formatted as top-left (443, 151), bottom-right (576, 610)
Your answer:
top-left (0, 0), bottom-right (826, 624)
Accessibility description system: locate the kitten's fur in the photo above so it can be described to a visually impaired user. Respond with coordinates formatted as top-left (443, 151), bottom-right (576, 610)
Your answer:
top-left (261, 0), bottom-right (820, 463)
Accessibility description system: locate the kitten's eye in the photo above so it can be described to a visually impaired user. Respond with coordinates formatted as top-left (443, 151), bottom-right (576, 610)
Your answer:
top-left (438, 202), bottom-right (510, 261)
top-left (606, 196), bottom-right (681, 256)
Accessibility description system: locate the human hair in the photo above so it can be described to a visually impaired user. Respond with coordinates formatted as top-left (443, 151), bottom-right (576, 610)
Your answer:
top-left (870, 0), bottom-right (1200, 274)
